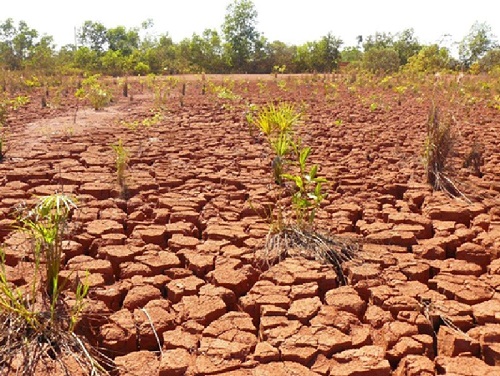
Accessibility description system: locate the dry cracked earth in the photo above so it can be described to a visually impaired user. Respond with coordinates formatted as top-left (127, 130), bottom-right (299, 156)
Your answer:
top-left (1, 74), bottom-right (500, 376)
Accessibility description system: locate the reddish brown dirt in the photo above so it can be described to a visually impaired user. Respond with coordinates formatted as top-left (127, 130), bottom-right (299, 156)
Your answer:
top-left (1, 74), bottom-right (500, 375)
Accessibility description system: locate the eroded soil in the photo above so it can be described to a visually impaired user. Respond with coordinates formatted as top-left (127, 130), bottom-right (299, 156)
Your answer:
top-left (1, 74), bottom-right (500, 375)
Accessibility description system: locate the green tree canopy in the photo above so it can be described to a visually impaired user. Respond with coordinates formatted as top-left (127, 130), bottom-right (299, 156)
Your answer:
top-left (363, 47), bottom-right (400, 74)
top-left (222, 0), bottom-right (260, 72)
top-left (404, 44), bottom-right (451, 73)
top-left (0, 18), bottom-right (40, 69)
top-left (78, 21), bottom-right (108, 53)
top-left (459, 21), bottom-right (497, 68)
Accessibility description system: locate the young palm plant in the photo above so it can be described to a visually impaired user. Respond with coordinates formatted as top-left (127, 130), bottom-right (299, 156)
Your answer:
top-left (251, 102), bottom-right (360, 284)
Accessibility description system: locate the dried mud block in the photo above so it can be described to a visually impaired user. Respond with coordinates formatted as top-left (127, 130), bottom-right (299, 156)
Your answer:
top-left (168, 233), bottom-right (200, 252)
top-left (373, 320), bottom-right (419, 350)
top-left (324, 286), bottom-right (366, 319)
top-left (115, 350), bottom-right (159, 376)
top-left (472, 297), bottom-right (500, 325)
top-left (253, 342), bottom-right (280, 363)
top-left (393, 355), bottom-right (435, 376)
top-left (366, 230), bottom-right (417, 247)
top-left (437, 326), bottom-right (480, 357)
top-left (159, 348), bottom-right (193, 376)
top-left (287, 297), bottom-right (322, 323)
top-left (66, 254), bottom-right (115, 283)
top-left (239, 280), bottom-right (291, 322)
top-left (100, 309), bottom-right (137, 354)
top-left (253, 361), bottom-right (321, 376)
top-left (194, 355), bottom-right (241, 375)
top-left (425, 204), bottom-right (471, 226)
top-left (86, 219), bottom-right (124, 236)
top-left (468, 324), bottom-right (500, 366)
top-left (456, 242), bottom-right (491, 271)
top-left (204, 223), bottom-right (249, 246)
top-left (131, 225), bottom-right (167, 247)
top-left (173, 294), bottom-right (227, 326)
top-left (435, 355), bottom-right (500, 376)
top-left (133, 301), bottom-right (176, 350)
top-left (329, 345), bottom-right (391, 376)
top-left (429, 274), bottom-right (494, 305)
top-left (180, 249), bottom-right (216, 277)
top-left (364, 305), bottom-right (394, 329)
top-left (386, 335), bottom-right (434, 365)
top-left (167, 275), bottom-right (205, 303)
top-left (208, 258), bottom-right (259, 296)
top-left (123, 285), bottom-right (162, 310)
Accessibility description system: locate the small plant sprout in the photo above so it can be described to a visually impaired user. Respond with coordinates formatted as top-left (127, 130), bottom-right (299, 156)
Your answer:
top-left (111, 139), bottom-right (130, 197)
top-left (248, 102), bottom-right (302, 185)
top-left (282, 146), bottom-right (328, 227)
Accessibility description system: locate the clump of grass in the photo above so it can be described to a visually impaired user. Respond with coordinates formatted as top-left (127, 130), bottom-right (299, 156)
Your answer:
top-left (423, 105), bottom-right (460, 196)
top-left (111, 139), bottom-right (129, 198)
top-left (0, 194), bottom-right (108, 375)
top-left (463, 141), bottom-right (484, 177)
top-left (0, 132), bottom-right (4, 162)
top-left (264, 227), bottom-right (359, 285)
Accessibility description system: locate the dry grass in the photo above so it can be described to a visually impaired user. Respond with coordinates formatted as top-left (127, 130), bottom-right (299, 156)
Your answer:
top-left (0, 309), bottom-right (112, 375)
top-left (263, 226), bottom-right (360, 285)
top-left (422, 105), bottom-right (470, 202)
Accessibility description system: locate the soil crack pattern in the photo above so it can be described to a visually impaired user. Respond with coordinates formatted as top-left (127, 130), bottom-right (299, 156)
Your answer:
top-left (0, 75), bottom-right (499, 375)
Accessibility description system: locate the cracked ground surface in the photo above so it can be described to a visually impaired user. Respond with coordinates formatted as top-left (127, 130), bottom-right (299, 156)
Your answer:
top-left (1, 74), bottom-right (500, 375)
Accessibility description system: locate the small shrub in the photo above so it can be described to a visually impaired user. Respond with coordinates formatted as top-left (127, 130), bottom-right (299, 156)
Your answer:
top-left (75, 74), bottom-right (112, 110)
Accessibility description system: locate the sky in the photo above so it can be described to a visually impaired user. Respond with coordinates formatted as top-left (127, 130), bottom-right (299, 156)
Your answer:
top-left (2, 0), bottom-right (499, 51)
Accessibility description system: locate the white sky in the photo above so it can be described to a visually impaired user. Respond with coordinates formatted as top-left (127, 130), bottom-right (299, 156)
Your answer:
top-left (2, 0), bottom-right (499, 50)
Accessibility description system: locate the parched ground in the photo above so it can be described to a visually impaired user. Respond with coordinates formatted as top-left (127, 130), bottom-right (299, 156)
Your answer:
top-left (1, 74), bottom-right (500, 375)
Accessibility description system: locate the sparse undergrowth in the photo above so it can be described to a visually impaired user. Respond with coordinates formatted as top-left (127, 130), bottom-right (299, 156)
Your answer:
top-left (0, 194), bottom-right (108, 375)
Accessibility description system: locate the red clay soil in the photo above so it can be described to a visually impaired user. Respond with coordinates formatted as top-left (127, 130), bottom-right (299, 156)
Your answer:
top-left (1, 74), bottom-right (500, 375)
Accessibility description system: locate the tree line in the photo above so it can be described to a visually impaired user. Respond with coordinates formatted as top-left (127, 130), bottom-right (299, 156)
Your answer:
top-left (0, 0), bottom-right (499, 76)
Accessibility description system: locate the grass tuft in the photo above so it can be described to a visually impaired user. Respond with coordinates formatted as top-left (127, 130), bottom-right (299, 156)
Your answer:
top-left (422, 104), bottom-right (469, 201)
top-left (0, 194), bottom-right (109, 375)
top-left (263, 226), bottom-right (360, 285)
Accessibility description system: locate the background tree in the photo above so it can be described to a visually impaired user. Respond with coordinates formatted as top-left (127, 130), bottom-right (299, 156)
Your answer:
top-left (26, 35), bottom-right (56, 73)
top-left (107, 26), bottom-right (140, 56)
top-left (478, 48), bottom-right (500, 72)
top-left (78, 21), bottom-right (108, 54)
top-left (222, 0), bottom-right (260, 72)
top-left (0, 19), bottom-right (39, 69)
top-left (459, 21), bottom-right (497, 68)
top-left (363, 32), bottom-right (394, 51)
top-left (314, 33), bottom-right (343, 72)
top-left (341, 46), bottom-right (363, 63)
top-left (363, 47), bottom-right (400, 74)
top-left (404, 44), bottom-right (451, 73)
top-left (268, 40), bottom-right (297, 72)
top-left (393, 28), bottom-right (421, 65)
